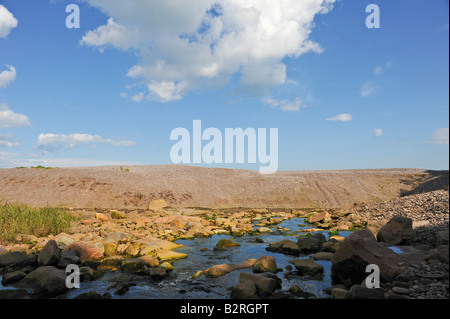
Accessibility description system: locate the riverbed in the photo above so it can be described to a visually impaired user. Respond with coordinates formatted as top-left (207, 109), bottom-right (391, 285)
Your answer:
top-left (63, 217), bottom-right (352, 299)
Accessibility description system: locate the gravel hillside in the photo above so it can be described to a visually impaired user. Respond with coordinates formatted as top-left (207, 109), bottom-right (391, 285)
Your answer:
top-left (0, 165), bottom-right (447, 209)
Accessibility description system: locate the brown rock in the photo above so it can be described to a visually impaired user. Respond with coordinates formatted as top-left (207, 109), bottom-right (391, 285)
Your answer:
top-left (16, 266), bottom-right (68, 297)
top-left (253, 255), bottom-right (277, 274)
top-left (148, 199), bottom-right (169, 211)
top-left (331, 229), bottom-right (407, 287)
top-left (37, 240), bottom-right (60, 266)
top-left (203, 259), bottom-right (256, 278)
top-left (95, 213), bottom-right (109, 222)
top-left (377, 216), bottom-right (413, 245)
top-left (69, 242), bottom-right (103, 262)
top-left (308, 211), bottom-right (331, 224)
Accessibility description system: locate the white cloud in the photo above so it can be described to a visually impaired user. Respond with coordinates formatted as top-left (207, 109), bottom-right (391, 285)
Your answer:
top-left (373, 128), bottom-right (384, 137)
top-left (81, 0), bottom-right (336, 102)
top-left (147, 81), bottom-right (188, 103)
top-left (262, 96), bottom-right (303, 112)
top-left (0, 4), bottom-right (18, 38)
top-left (374, 61), bottom-right (392, 76)
top-left (360, 81), bottom-right (378, 97)
top-left (36, 133), bottom-right (136, 151)
top-left (0, 134), bottom-right (18, 148)
top-left (0, 65), bottom-right (16, 88)
top-left (427, 128), bottom-right (449, 145)
top-left (80, 17), bottom-right (141, 52)
top-left (131, 92), bottom-right (145, 102)
top-left (326, 113), bottom-right (353, 122)
top-left (0, 104), bottom-right (31, 128)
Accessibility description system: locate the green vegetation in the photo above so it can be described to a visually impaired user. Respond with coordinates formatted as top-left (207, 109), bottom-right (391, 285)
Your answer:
top-left (329, 230), bottom-right (340, 235)
top-left (15, 166), bottom-right (55, 169)
top-left (112, 166), bottom-right (131, 172)
top-left (0, 204), bottom-right (76, 243)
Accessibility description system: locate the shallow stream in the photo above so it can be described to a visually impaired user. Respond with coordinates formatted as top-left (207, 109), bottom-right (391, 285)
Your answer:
top-left (63, 217), bottom-right (353, 299)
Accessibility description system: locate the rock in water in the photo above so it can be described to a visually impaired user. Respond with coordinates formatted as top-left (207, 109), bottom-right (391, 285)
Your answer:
top-left (297, 237), bottom-right (323, 254)
top-left (1, 271), bottom-right (27, 285)
top-left (214, 238), bottom-right (241, 251)
top-left (290, 259), bottom-right (324, 277)
top-left (231, 272), bottom-right (281, 298)
top-left (377, 215), bottom-right (413, 245)
top-left (203, 259), bottom-right (256, 278)
top-left (266, 240), bottom-right (300, 255)
top-left (253, 256), bottom-right (277, 274)
top-left (15, 266), bottom-right (69, 297)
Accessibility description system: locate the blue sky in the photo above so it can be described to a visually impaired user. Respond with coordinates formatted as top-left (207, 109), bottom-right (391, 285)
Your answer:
top-left (0, 0), bottom-right (448, 171)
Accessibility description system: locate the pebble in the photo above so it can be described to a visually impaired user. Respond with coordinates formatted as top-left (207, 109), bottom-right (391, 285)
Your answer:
top-left (392, 287), bottom-right (410, 295)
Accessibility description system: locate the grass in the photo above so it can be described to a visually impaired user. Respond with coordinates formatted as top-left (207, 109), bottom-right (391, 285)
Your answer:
top-left (112, 166), bottom-right (131, 172)
top-left (15, 166), bottom-right (55, 169)
top-left (0, 203), bottom-right (77, 244)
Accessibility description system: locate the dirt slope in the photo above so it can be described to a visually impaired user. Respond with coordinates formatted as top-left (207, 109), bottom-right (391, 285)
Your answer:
top-left (0, 165), bottom-right (447, 209)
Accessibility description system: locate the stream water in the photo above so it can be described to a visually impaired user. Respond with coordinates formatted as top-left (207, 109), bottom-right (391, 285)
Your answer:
top-left (62, 217), bottom-right (353, 299)
top-left (0, 217), bottom-right (353, 299)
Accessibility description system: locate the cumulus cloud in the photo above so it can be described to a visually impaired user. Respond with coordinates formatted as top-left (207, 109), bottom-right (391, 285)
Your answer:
top-left (373, 128), bottom-right (384, 137)
top-left (0, 65), bottom-right (16, 88)
top-left (326, 113), bottom-right (353, 122)
top-left (427, 128), bottom-right (449, 145)
top-left (0, 104), bottom-right (31, 128)
top-left (0, 4), bottom-right (18, 38)
top-left (0, 134), bottom-right (18, 148)
top-left (36, 133), bottom-right (136, 152)
top-left (80, 0), bottom-right (336, 102)
top-left (262, 96), bottom-right (303, 112)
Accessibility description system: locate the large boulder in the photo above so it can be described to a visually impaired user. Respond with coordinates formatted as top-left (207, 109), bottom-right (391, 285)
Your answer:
top-left (377, 216), bottom-right (413, 245)
top-left (38, 240), bottom-right (60, 266)
top-left (331, 229), bottom-right (405, 287)
top-left (15, 266), bottom-right (69, 297)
